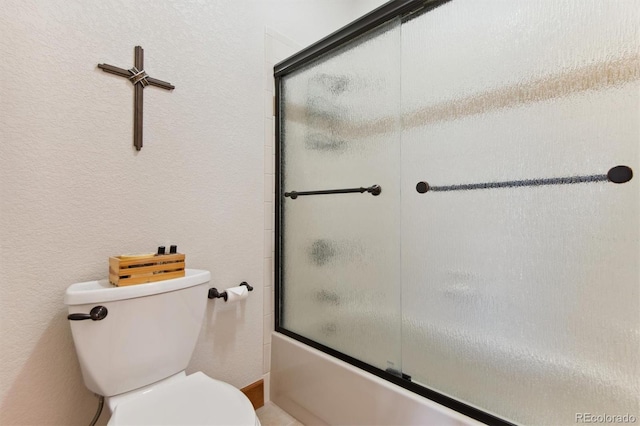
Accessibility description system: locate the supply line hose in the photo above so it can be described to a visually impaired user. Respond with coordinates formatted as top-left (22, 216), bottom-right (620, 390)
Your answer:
top-left (89, 395), bottom-right (104, 426)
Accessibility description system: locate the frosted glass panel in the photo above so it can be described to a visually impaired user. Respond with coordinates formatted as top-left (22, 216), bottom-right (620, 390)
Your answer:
top-left (280, 20), bottom-right (402, 371)
top-left (401, 1), bottom-right (639, 425)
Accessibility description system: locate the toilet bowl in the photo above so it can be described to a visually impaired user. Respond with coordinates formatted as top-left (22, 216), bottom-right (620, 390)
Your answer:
top-left (65, 269), bottom-right (260, 425)
top-left (108, 372), bottom-right (259, 425)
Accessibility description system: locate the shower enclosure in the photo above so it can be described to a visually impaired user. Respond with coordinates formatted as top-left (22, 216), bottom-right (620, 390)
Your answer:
top-left (274, 1), bottom-right (639, 424)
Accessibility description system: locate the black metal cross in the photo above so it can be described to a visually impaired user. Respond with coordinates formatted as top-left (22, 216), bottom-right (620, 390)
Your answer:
top-left (98, 46), bottom-right (175, 151)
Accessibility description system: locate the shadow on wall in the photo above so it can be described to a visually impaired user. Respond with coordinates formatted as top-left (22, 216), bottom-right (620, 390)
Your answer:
top-left (0, 311), bottom-right (101, 426)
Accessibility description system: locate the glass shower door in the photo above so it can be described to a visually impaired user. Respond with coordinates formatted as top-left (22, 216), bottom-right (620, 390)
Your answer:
top-left (400, 1), bottom-right (639, 425)
top-left (278, 19), bottom-right (403, 373)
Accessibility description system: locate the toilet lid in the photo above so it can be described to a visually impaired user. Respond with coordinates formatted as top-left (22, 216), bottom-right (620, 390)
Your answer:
top-left (109, 372), bottom-right (258, 425)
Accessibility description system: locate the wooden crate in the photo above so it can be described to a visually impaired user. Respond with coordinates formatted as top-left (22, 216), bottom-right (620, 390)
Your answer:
top-left (109, 253), bottom-right (185, 286)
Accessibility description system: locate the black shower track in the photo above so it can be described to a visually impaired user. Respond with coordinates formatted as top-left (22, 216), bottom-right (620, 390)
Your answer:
top-left (273, 0), bottom-right (451, 78)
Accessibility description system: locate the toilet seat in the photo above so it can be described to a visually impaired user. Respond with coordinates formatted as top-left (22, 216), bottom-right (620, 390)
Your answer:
top-left (108, 372), bottom-right (260, 425)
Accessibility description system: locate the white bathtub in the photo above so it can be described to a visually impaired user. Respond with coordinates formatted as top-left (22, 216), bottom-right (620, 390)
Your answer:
top-left (270, 332), bottom-right (480, 426)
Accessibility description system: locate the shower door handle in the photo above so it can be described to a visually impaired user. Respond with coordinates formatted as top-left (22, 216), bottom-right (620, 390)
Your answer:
top-left (284, 184), bottom-right (382, 199)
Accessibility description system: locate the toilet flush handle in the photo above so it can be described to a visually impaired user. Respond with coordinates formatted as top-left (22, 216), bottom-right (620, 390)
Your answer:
top-left (67, 306), bottom-right (108, 321)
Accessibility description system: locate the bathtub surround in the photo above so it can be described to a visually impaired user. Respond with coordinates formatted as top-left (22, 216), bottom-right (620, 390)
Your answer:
top-left (0, 1), bottom-right (383, 424)
top-left (262, 28), bottom-right (301, 405)
top-left (271, 333), bottom-right (477, 426)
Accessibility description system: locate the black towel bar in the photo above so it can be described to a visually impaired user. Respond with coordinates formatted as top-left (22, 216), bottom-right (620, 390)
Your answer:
top-left (416, 166), bottom-right (632, 194)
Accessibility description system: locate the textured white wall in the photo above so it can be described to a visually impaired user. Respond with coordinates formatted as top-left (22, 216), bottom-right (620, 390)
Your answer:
top-left (264, 0), bottom-right (383, 48)
top-left (0, 0), bottom-right (374, 424)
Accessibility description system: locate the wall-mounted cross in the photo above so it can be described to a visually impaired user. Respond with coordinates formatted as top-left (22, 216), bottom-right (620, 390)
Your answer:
top-left (98, 46), bottom-right (175, 151)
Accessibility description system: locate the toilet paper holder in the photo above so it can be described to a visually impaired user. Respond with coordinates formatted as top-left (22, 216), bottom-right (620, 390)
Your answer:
top-left (208, 282), bottom-right (253, 301)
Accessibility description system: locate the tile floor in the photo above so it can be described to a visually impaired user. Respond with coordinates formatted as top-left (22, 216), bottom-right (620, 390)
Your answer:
top-left (256, 402), bottom-right (304, 426)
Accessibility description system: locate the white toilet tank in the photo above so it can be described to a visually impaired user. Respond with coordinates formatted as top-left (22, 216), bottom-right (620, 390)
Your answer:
top-left (64, 269), bottom-right (211, 397)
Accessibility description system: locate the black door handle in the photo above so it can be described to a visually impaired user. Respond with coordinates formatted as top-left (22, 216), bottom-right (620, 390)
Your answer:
top-left (67, 306), bottom-right (108, 321)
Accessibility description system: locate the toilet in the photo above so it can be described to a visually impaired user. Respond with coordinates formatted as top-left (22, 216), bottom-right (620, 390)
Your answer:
top-left (64, 269), bottom-right (261, 425)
